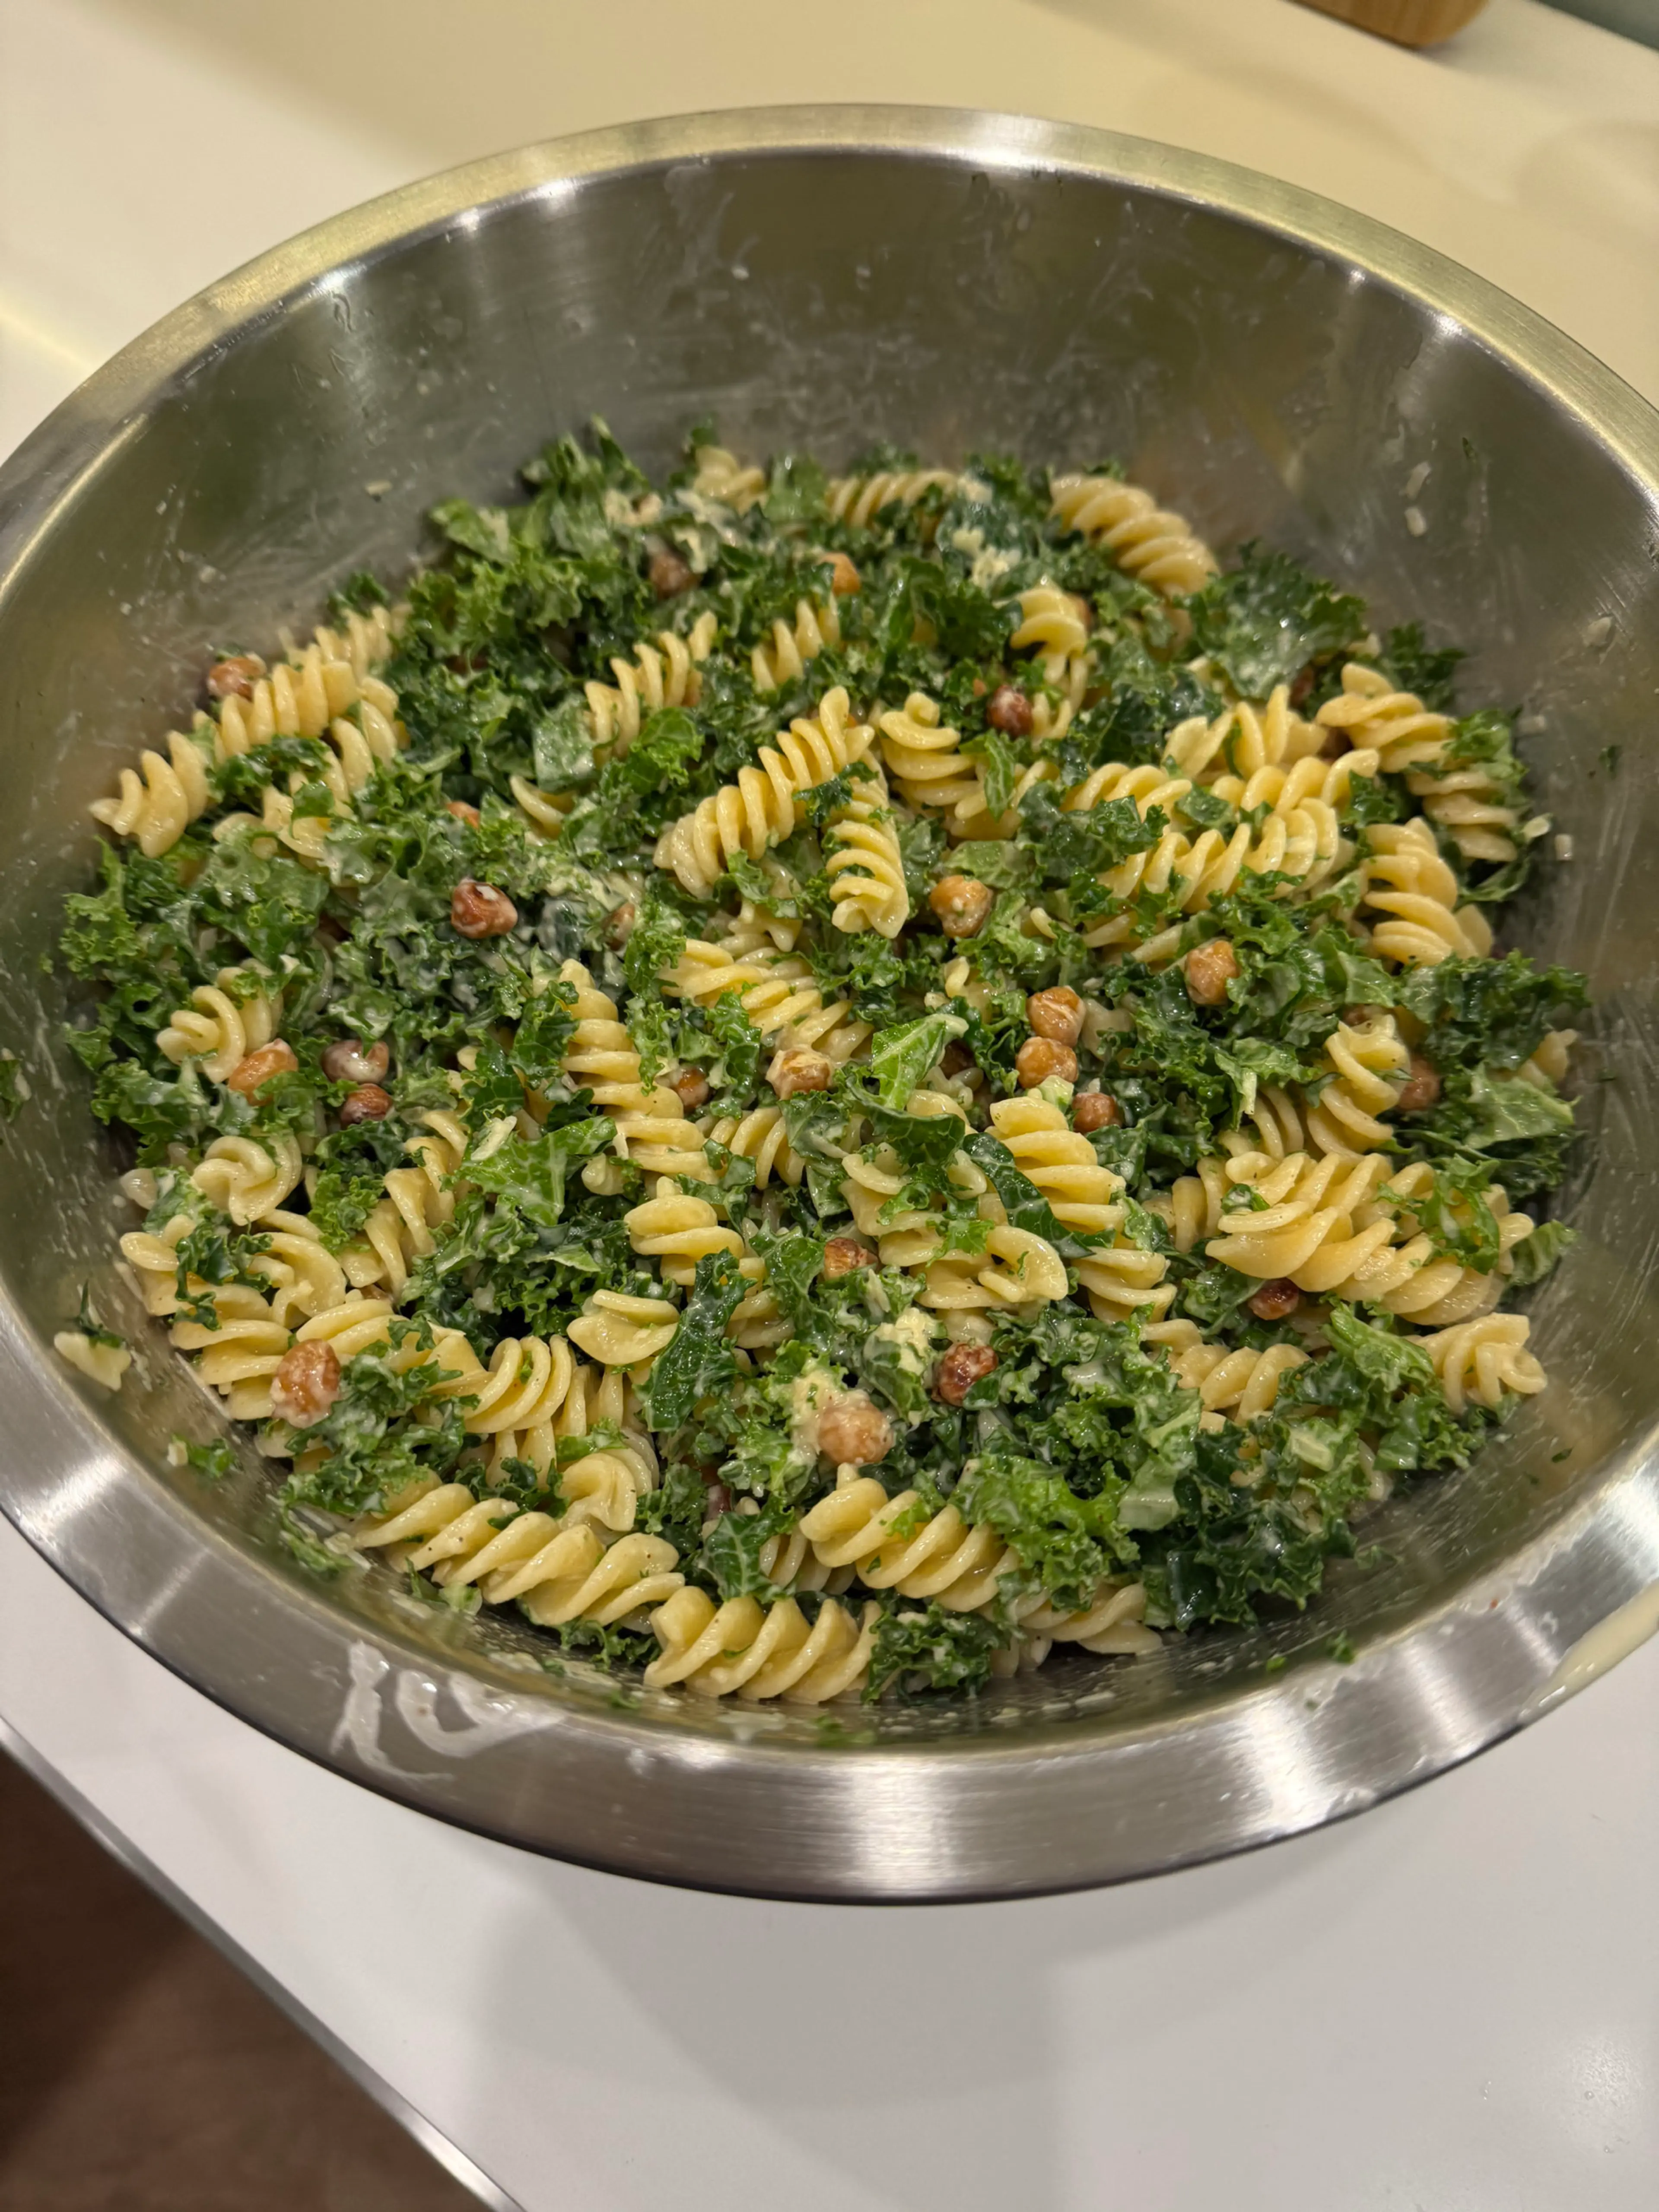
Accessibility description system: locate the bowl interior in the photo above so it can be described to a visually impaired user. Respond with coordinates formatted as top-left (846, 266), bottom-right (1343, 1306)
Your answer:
top-left (2, 116), bottom-right (1657, 1893)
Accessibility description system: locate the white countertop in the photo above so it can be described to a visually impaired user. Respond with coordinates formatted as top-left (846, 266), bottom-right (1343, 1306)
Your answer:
top-left (3, 3), bottom-right (1658, 2205)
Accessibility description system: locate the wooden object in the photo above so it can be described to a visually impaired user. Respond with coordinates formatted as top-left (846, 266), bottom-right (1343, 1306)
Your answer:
top-left (1294, 0), bottom-right (1490, 44)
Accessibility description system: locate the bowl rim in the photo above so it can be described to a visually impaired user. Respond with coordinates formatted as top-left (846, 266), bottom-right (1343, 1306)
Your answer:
top-left (3, 103), bottom-right (1658, 1903)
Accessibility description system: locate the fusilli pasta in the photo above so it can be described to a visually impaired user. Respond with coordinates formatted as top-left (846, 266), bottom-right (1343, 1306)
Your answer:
top-left (654, 686), bottom-right (874, 893)
top-left (1049, 472), bottom-right (1217, 596)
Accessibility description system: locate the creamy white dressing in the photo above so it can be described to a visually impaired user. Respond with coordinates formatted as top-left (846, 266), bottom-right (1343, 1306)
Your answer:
top-left (788, 1361), bottom-right (842, 1455)
top-left (871, 1304), bottom-right (935, 1370)
top-left (1524, 1584), bottom-right (1659, 1719)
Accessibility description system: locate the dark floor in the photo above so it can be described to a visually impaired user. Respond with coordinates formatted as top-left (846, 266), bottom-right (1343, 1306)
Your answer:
top-left (0, 1750), bottom-right (481, 2212)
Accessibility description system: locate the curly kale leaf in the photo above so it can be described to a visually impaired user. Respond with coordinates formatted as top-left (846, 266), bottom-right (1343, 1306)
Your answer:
top-left (1017, 783), bottom-right (1164, 888)
top-left (462, 1117), bottom-right (613, 1234)
top-left (1187, 543), bottom-right (1366, 698)
top-left (1395, 953), bottom-right (1588, 1073)
top-left (642, 1250), bottom-right (747, 1431)
top-left (952, 1449), bottom-right (1124, 1614)
top-left (866, 1603), bottom-right (1003, 1701)
top-left (1378, 622), bottom-right (1464, 714)
top-left (699, 1494), bottom-right (799, 1602)
top-left (1048, 658), bottom-right (1218, 785)
top-left (867, 1010), bottom-right (968, 1108)
top-left (1507, 1217), bottom-right (1576, 1286)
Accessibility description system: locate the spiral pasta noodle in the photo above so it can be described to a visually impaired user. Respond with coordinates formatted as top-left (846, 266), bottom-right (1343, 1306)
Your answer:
top-left (823, 768), bottom-right (909, 938)
top-left (157, 968), bottom-right (283, 1082)
top-left (1406, 758), bottom-right (1524, 868)
top-left (1361, 820), bottom-right (1494, 966)
top-left (1218, 1088), bottom-right (1307, 1166)
top-left (559, 962), bottom-right (709, 1182)
top-left (1315, 663), bottom-right (1450, 772)
top-left (986, 1095), bottom-right (1124, 1237)
top-left (705, 1105), bottom-right (804, 1189)
top-left (1049, 472), bottom-right (1217, 597)
top-left (798, 1474), bottom-right (1015, 1611)
top-left (121, 1199), bottom-right (346, 1336)
top-left (1172, 690), bottom-right (1328, 786)
top-left (432, 1337), bottom-right (656, 1531)
top-left (1418, 1314), bottom-right (1545, 1415)
top-left (654, 686), bottom-right (874, 894)
top-left (877, 689), bottom-right (1049, 839)
top-left (1154, 1318), bottom-right (1309, 1428)
top-left (690, 444), bottom-right (765, 513)
top-left (190, 1133), bottom-right (305, 1227)
top-left (1072, 1236), bottom-right (1176, 1325)
top-left (1203, 1149), bottom-right (1398, 1292)
top-left (566, 1290), bottom-right (680, 1371)
top-left (355, 1484), bottom-right (684, 1624)
top-left (625, 1181), bottom-right (746, 1283)
top-left (1156, 1158), bottom-right (1235, 1256)
top-left (1520, 1029), bottom-right (1576, 1090)
top-left (251, 1214), bottom-right (350, 1329)
top-left (667, 940), bottom-right (871, 1064)
top-left (169, 1286), bottom-right (293, 1420)
top-left (919, 1225), bottom-right (1070, 1311)
top-left (1011, 583), bottom-right (1090, 664)
top-left (1012, 1580), bottom-right (1161, 1657)
top-left (1319, 1164), bottom-right (1538, 1326)
top-left (91, 620), bottom-right (403, 857)
top-left (645, 1586), bottom-right (878, 1701)
top-left (1079, 801), bottom-right (1350, 962)
top-left (587, 614), bottom-right (717, 756)
top-left (1303, 1017), bottom-right (1409, 1156)
top-left (878, 691), bottom-right (992, 828)
top-left (750, 596), bottom-right (842, 692)
top-left (825, 468), bottom-right (962, 529)
top-left (342, 1108), bottom-right (469, 1296)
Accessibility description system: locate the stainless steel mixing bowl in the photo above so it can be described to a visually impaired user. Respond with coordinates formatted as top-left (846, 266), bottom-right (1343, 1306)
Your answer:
top-left (2, 107), bottom-right (1656, 1901)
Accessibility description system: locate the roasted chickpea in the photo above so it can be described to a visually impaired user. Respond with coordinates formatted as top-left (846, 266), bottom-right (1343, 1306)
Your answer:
top-left (339, 1083), bottom-right (393, 1125)
top-left (985, 684), bottom-right (1033, 736)
top-left (1016, 1036), bottom-right (1078, 1089)
top-left (270, 1340), bottom-right (341, 1430)
top-left (817, 1392), bottom-right (893, 1467)
top-left (668, 1068), bottom-right (711, 1111)
top-left (445, 799), bottom-right (481, 828)
top-left (1397, 1054), bottom-right (1441, 1113)
top-left (940, 1040), bottom-right (976, 1079)
top-left (649, 546), bottom-right (694, 600)
top-left (206, 654), bottom-right (266, 701)
top-left (826, 551), bottom-right (861, 597)
top-left (226, 1040), bottom-right (299, 1096)
top-left (605, 901), bottom-right (637, 949)
top-left (822, 1236), bottom-right (877, 1280)
top-left (769, 1046), bottom-right (834, 1098)
top-left (321, 1036), bottom-right (390, 1085)
top-left (1247, 1279), bottom-right (1302, 1322)
top-left (1027, 985), bottom-right (1084, 1047)
top-left (1184, 937), bottom-right (1239, 1007)
top-left (935, 1342), bottom-right (998, 1406)
top-left (928, 874), bottom-right (994, 939)
top-left (450, 879), bottom-right (518, 939)
top-left (1073, 1090), bottom-right (1122, 1133)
